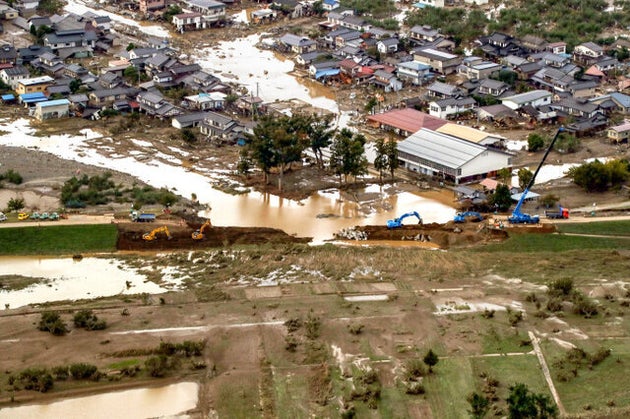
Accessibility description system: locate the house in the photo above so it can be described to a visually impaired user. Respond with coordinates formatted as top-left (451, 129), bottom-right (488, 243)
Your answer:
top-left (278, 33), bottom-right (317, 54)
top-left (296, 51), bottom-right (327, 67)
top-left (42, 29), bottom-right (97, 53)
top-left (199, 111), bottom-right (240, 141)
top-left (366, 108), bottom-right (447, 137)
top-left (334, 30), bottom-right (362, 49)
top-left (476, 32), bottom-right (524, 58)
top-left (377, 38), bottom-right (398, 55)
top-left (476, 79), bottom-right (509, 97)
top-left (99, 71), bottom-right (122, 89)
top-left (181, 0), bottom-right (226, 24)
top-left (370, 69), bottom-right (402, 92)
top-left (531, 67), bottom-right (574, 93)
top-left (273, 0), bottom-right (306, 19)
top-left (409, 25), bottom-right (440, 43)
top-left (608, 120), bottom-right (630, 143)
top-left (436, 123), bottom-right (507, 147)
top-left (17, 45), bottom-right (53, 65)
top-left (184, 92), bottom-right (226, 110)
top-left (501, 90), bottom-right (552, 110)
top-left (573, 42), bottom-right (604, 66)
top-left (426, 81), bottom-right (461, 99)
top-left (34, 99), bottom-right (70, 121)
top-left (413, 0), bottom-right (445, 8)
top-left (88, 87), bottom-right (139, 105)
top-left (396, 128), bottom-right (513, 184)
top-left (309, 60), bottom-right (340, 79)
top-left (567, 81), bottom-right (598, 99)
top-left (0, 44), bottom-right (17, 64)
top-left (458, 58), bottom-right (500, 81)
top-left (550, 98), bottom-right (603, 119)
top-left (0, 65), bottom-right (29, 89)
top-left (139, 0), bottom-right (166, 14)
top-left (0, 4), bottom-right (19, 19)
top-left (172, 112), bottom-right (209, 129)
top-left (91, 15), bottom-right (111, 33)
top-left (413, 48), bottom-right (461, 75)
top-left (520, 35), bottom-right (547, 53)
top-left (396, 61), bottom-right (432, 85)
top-left (593, 57), bottom-right (622, 74)
top-left (546, 42), bottom-right (567, 55)
top-left (173, 13), bottom-right (204, 32)
top-left (322, 0), bottom-right (340, 11)
top-left (428, 97), bottom-right (476, 119)
top-left (31, 52), bottom-right (65, 76)
top-left (15, 75), bottom-right (54, 95)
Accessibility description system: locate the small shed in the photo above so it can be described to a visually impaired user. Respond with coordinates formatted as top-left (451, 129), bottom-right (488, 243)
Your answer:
top-left (34, 99), bottom-right (70, 121)
top-left (1, 93), bottom-right (15, 103)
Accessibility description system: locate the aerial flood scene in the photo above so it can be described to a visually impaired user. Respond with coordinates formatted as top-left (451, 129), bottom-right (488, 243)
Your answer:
top-left (0, 0), bottom-right (630, 417)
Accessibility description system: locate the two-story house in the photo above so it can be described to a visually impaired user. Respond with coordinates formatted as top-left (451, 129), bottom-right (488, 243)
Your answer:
top-left (139, 0), bottom-right (166, 14)
top-left (278, 33), bottom-right (317, 54)
top-left (0, 65), bottom-right (29, 89)
top-left (413, 48), bottom-right (461, 75)
top-left (573, 42), bottom-right (604, 66)
top-left (16, 75), bottom-right (54, 95)
top-left (396, 61), bottom-right (432, 86)
top-left (180, 0), bottom-right (226, 26)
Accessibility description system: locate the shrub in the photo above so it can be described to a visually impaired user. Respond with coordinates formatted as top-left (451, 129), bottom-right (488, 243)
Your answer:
top-left (69, 363), bottom-right (98, 380)
top-left (6, 197), bottom-right (25, 213)
top-left (304, 313), bottom-right (321, 340)
top-left (527, 134), bottom-right (545, 152)
top-left (348, 324), bottom-right (364, 335)
top-left (404, 358), bottom-right (426, 381)
top-left (284, 318), bottom-right (302, 333)
top-left (17, 368), bottom-right (54, 392)
top-left (548, 278), bottom-right (573, 298)
top-left (145, 355), bottom-right (170, 377)
top-left (52, 365), bottom-right (69, 380)
top-left (38, 311), bottom-right (68, 336)
top-left (73, 309), bottom-right (107, 331)
top-left (1, 169), bottom-right (23, 184)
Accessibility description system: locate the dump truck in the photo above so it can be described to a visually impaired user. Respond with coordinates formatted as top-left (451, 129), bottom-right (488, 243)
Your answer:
top-left (545, 206), bottom-right (570, 219)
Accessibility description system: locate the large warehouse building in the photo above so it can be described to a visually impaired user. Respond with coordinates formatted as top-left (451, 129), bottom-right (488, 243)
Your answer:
top-left (397, 128), bottom-right (513, 184)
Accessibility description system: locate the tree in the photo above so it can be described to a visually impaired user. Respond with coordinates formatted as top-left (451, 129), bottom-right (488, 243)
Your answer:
top-left (307, 114), bottom-right (335, 169)
top-left (553, 132), bottom-right (580, 154)
top-left (488, 184), bottom-right (513, 212)
top-left (6, 197), bottom-right (25, 213)
top-left (467, 392), bottom-right (490, 419)
top-left (518, 168), bottom-right (533, 190)
top-left (126, 43), bottom-right (136, 52)
top-left (539, 193), bottom-right (559, 208)
top-left (37, 0), bottom-right (64, 14)
top-left (245, 114), bottom-right (310, 190)
top-left (180, 128), bottom-right (197, 145)
top-left (237, 148), bottom-right (252, 178)
top-left (373, 138), bottom-right (388, 183)
top-left (365, 96), bottom-right (378, 114)
top-left (69, 78), bottom-right (82, 94)
top-left (527, 133), bottom-right (545, 152)
top-left (329, 129), bottom-right (368, 185)
top-left (38, 312), bottom-right (68, 336)
top-left (507, 383), bottom-right (558, 419)
top-left (385, 139), bottom-right (399, 180)
top-left (73, 310), bottom-right (107, 331)
top-left (497, 168), bottom-right (512, 185)
top-left (423, 349), bottom-right (439, 373)
top-left (567, 160), bottom-right (612, 192)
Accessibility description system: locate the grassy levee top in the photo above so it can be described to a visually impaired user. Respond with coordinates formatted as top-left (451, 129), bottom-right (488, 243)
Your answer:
top-left (0, 224), bottom-right (118, 255)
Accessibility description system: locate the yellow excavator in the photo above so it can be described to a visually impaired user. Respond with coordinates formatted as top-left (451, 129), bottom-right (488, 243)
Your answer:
top-left (192, 219), bottom-right (212, 240)
top-left (142, 226), bottom-right (172, 241)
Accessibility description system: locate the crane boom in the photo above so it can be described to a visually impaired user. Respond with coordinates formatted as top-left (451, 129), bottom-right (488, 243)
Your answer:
top-left (509, 127), bottom-right (565, 224)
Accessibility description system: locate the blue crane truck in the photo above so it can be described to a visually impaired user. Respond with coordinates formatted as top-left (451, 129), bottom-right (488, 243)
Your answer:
top-left (509, 127), bottom-right (565, 224)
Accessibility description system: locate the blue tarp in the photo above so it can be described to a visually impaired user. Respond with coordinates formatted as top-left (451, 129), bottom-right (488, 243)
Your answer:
top-left (1, 94), bottom-right (15, 101)
top-left (315, 68), bottom-right (340, 80)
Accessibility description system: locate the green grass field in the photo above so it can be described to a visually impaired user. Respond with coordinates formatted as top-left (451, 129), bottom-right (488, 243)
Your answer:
top-left (557, 220), bottom-right (630, 236)
top-left (0, 224), bottom-right (118, 255)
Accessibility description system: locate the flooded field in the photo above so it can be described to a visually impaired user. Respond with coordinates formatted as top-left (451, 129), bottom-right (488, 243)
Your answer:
top-left (0, 382), bottom-right (198, 419)
top-left (0, 257), bottom-right (166, 309)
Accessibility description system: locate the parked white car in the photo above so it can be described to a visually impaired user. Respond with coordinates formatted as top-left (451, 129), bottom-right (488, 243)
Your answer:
top-left (0, 212), bottom-right (6, 222)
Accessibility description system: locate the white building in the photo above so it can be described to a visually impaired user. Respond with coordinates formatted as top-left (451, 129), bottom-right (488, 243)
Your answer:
top-left (501, 90), bottom-right (552, 110)
top-left (397, 128), bottom-right (513, 184)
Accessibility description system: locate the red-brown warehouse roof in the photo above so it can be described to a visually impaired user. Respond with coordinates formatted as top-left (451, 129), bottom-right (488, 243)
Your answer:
top-left (367, 108), bottom-right (447, 134)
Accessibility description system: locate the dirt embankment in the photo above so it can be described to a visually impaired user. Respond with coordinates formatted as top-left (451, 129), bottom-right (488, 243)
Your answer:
top-left (116, 222), bottom-right (310, 251)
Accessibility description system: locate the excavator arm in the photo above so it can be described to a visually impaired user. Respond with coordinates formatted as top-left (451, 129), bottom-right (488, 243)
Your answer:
top-left (192, 220), bottom-right (212, 240)
top-left (143, 226), bottom-right (172, 241)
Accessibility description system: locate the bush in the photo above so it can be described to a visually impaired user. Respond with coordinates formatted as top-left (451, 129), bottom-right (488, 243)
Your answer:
top-left (145, 355), bottom-right (171, 377)
top-left (6, 197), bottom-right (25, 213)
top-left (17, 368), bottom-right (54, 392)
top-left (52, 365), bottom-right (69, 380)
top-left (404, 358), bottom-right (426, 381)
top-left (38, 311), bottom-right (68, 336)
top-left (527, 134), bottom-right (545, 152)
top-left (69, 363), bottom-right (98, 380)
top-left (0, 169), bottom-right (23, 184)
top-left (73, 309), bottom-right (107, 331)
top-left (305, 313), bottom-right (321, 340)
top-left (548, 278), bottom-right (573, 298)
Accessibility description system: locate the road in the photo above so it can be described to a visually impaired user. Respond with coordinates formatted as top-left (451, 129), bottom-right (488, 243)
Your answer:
top-left (0, 214), bottom-right (115, 228)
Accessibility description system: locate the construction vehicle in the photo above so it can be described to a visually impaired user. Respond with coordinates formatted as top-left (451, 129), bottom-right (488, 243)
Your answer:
top-left (192, 219), bottom-right (212, 240)
top-left (131, 211), bottom-right (156, 223)
top-left (545, 205), bottom-right (570, 219)
top-left (142, 226), bottom-right (172, 241)
top-left (387, 211), bottom-right (422, 229)
top-left (454, 211), bottom-right (483, 223)
top-left (509, 127), bottom-right (565, 224)
top-left (18, 212), bottom-right (29, 221)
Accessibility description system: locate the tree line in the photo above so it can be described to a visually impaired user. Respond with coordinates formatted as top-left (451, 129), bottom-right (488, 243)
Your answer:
top-left (239, 114), bottom-right (399, 191)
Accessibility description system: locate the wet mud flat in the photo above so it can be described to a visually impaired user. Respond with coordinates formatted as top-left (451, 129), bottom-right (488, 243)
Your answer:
top-left (116, 223), bottom-right (311, 251)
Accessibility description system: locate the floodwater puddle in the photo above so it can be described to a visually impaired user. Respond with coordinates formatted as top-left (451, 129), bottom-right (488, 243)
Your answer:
top-left (0, 257), bottom-right (167, 309)
top-left (0, 381), bottom-right (198, 419)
